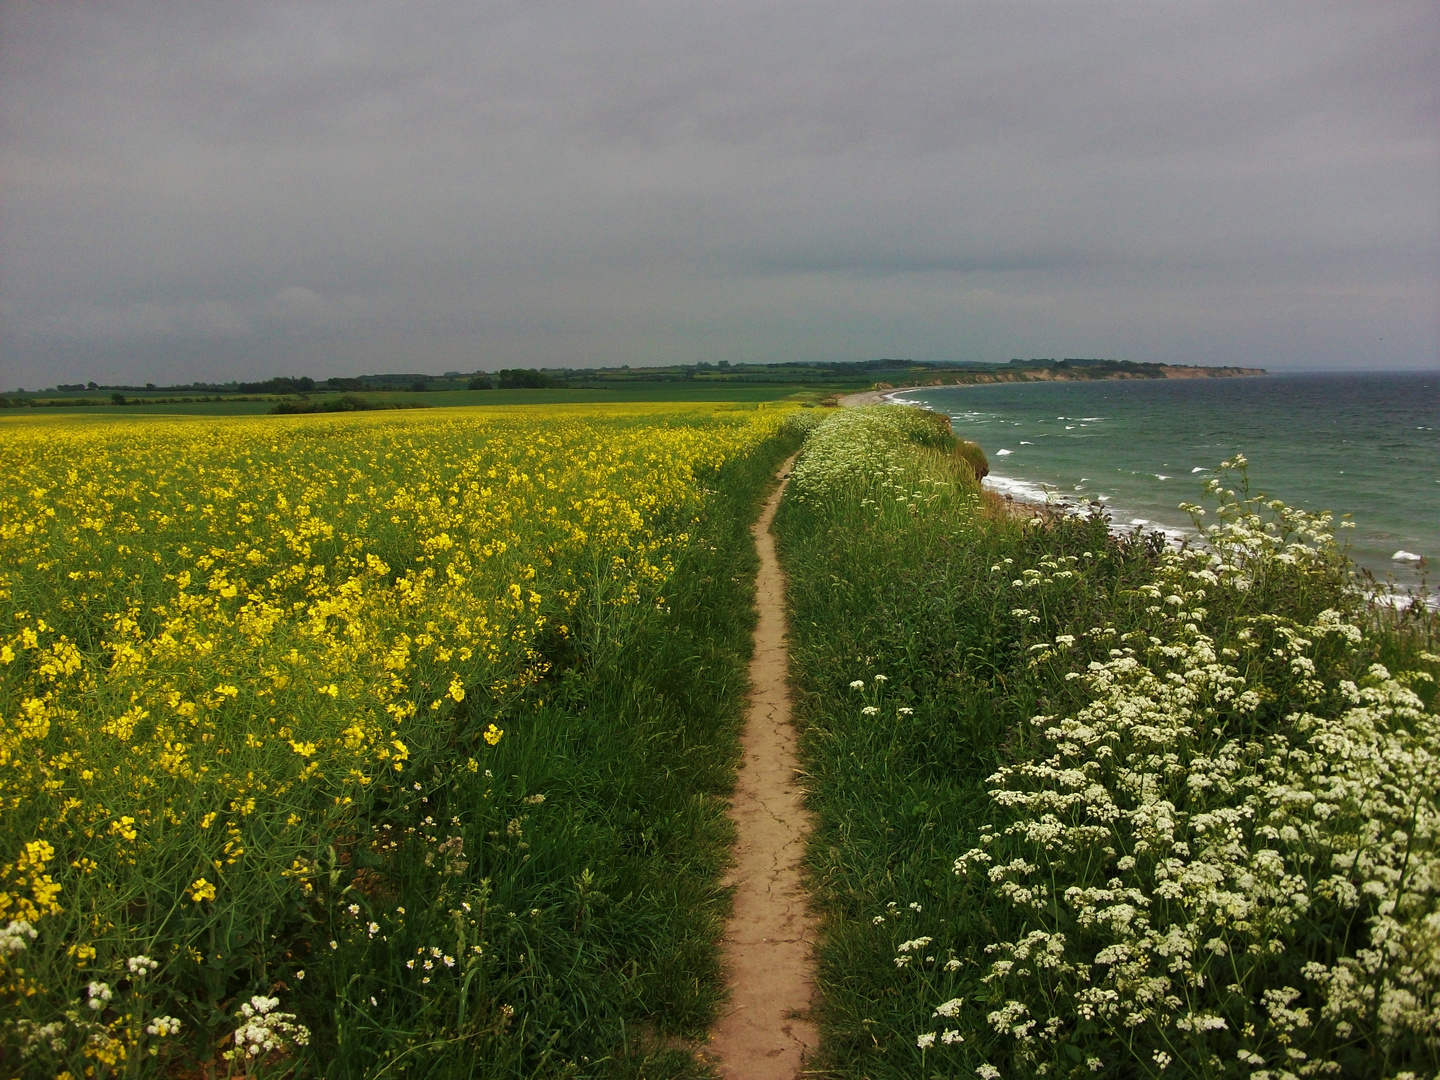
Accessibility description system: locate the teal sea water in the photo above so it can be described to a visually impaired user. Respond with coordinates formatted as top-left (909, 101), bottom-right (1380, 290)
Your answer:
top-left (900, 373), bottom-right (1439, 590)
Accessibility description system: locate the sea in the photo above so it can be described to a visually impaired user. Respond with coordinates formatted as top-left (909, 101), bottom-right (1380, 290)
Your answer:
top-left (896, 372), bottom-right (1439, 593)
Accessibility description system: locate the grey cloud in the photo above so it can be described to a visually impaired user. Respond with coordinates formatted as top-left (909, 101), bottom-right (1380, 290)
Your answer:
top-left (21, 300), bottom-right (250, 341)
top-left (264, 287), bottom-right (373, 329)
top-left (1, 0), bottom-right (1435, 386)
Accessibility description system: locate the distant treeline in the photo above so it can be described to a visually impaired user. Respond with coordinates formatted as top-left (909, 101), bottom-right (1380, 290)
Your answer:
top-left (466, 370), bottom-right (567, 390)
top-left (0, 394), bottom-right (280, 408)
top-left (269, 395), bottom-right (431, 415)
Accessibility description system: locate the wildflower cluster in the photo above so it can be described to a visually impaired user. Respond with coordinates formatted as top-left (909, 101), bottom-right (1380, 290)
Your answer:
top-left (789, 406), bottom-right (977, 499)
top-left (227, 995), bottom-right (310, 1061)
top-left (944, 460), bottom-right (1440, 1074)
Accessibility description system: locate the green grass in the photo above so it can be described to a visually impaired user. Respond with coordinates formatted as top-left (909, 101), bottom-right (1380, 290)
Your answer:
top-left (775, 408), bottom-right (1440, 1078)
top-left (775, 422), bottom-right (1153, 1078)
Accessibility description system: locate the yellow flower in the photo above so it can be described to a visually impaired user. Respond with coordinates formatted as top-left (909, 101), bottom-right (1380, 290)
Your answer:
top-left (483, 723), bottom-right (504, 746)
top-left (189, 878), bottom-right (217, 903)
top-left (109, 816), bottom-right (139, 842)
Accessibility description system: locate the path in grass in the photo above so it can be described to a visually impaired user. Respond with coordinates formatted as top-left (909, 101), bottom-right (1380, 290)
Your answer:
top-left (707, 454), bottom-right (819, 1079)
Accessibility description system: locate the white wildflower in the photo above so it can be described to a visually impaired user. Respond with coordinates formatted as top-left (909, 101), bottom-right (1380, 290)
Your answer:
top-left (146, 1015), bottom-right (182, 1037)
top-left (229, 995), bottom-right (311, 1060)
top-left (0, 920), bottom-right (37, 955)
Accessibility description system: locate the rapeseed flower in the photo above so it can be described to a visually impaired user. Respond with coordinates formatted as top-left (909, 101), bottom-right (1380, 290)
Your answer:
top-left (0, 402), bottom-right (790, 1065)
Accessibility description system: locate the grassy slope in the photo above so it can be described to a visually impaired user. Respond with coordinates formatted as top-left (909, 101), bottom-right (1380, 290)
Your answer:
top-left (775, 439), bottom-right (1154, 1078)
top-left (775, 414), bottom-right (1440, 1078)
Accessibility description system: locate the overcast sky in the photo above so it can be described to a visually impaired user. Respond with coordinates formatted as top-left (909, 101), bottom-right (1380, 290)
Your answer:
top-left (1, 1), bottom-right (1436, 387)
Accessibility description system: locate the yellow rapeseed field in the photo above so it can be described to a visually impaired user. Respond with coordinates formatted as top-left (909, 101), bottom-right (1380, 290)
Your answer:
top-left (0, 403), bottom-right (787, 1069)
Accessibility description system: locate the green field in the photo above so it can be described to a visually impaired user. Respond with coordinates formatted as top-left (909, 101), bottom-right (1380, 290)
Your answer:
top-left (0, 382), bottom-right (866, 416)
top-left (331, 384), bottom-right (854, 408)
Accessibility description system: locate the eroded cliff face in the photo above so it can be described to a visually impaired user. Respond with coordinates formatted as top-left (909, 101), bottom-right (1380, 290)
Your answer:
top-left (1158, 365), bottom-right (1267, 378)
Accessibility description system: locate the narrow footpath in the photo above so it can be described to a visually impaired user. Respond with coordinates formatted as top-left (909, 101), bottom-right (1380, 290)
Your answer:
top-left (707, 455), bottom-right (819, 1080)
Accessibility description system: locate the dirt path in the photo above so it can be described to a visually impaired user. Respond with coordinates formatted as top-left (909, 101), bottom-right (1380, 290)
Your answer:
top-left (707, 454), bottom-right (819, 1080)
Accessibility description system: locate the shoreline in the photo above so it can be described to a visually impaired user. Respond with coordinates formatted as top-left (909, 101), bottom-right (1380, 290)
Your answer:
top-left (843, 376), bottom-right (1435, 566)
top-left (842, 384), bottom-right (1316, 561)
top-left (857, 394), bottom-right (1438, 609)
top-left (836, 385), bottom-right (1178, 539)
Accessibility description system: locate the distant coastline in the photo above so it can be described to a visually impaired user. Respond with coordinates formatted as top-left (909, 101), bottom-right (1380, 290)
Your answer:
top-left (837, 363), bottom-right (1265, 406)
